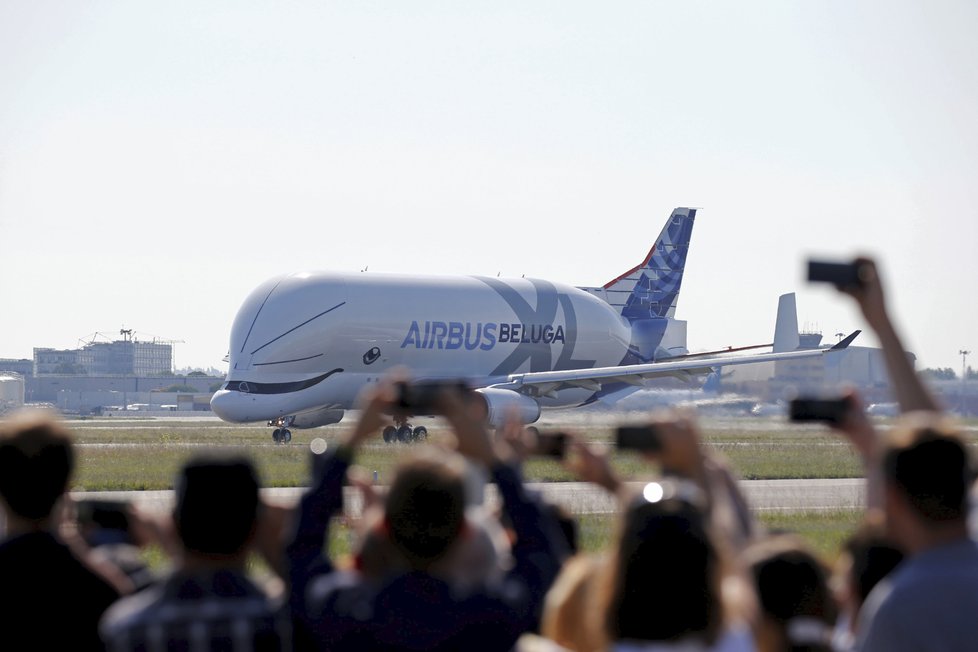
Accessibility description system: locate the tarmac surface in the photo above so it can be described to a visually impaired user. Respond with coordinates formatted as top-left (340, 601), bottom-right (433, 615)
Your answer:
top-left (74, 477), bottom-right (866, 518)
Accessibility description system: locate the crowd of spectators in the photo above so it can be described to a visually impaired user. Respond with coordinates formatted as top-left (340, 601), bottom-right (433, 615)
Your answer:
top-left (0, 256), bottom-right (974, 651)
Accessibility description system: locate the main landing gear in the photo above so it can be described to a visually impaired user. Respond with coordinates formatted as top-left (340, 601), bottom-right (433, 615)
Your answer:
top-left (268, 416), bottom-right (295, 444)
top-left (382, 415), bottom-right (428, 444)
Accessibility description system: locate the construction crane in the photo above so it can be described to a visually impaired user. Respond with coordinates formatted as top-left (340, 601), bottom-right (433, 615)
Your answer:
top-left (77, 332), bottom-right (117, 347)
top-left (113, 328), bottom-right (185, 346)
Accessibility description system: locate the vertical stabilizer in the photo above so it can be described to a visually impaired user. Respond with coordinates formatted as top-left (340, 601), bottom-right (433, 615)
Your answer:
top-left (773, 293), bottom-right (800, 353)
top-left (579, 207), bottom-right (697, 322)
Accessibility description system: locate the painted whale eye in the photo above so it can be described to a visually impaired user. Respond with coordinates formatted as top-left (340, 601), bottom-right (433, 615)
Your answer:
top-left (239, 382), bottom-right (251, 393)
top-left (363, 347), bottom-right (381, 365)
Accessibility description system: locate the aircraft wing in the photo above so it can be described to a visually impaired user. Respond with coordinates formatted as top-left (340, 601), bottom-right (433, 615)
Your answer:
top-left (493, 330), bottom-right (861, 399)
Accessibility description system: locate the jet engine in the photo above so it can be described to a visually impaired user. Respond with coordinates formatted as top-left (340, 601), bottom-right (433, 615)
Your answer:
top-left (473, 388), bottom-right (541, 428)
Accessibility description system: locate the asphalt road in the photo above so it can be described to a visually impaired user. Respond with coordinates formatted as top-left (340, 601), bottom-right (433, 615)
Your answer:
top-left (72, 477), bottom-right (866, 518)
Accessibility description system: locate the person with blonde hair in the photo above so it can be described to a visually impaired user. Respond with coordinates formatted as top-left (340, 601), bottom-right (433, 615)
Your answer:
top-left (533, 419), bottom-right (757, 652)
top-left (539, 552), bottom-right (604, 652)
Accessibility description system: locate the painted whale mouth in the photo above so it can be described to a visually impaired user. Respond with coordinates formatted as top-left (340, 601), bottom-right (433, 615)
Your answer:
top-left (223, 369), bottom-right (343, 395)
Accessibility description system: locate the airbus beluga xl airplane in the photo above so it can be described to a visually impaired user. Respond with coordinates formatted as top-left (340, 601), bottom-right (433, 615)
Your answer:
top-left (210, 208), bottom-right (858, 442)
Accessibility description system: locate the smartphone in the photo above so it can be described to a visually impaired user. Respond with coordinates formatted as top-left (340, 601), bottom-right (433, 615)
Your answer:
top-left (533, 431), bottom-right (569, 458)
top-left (395, 380), bottom-right (470, 413)
top-left (807, 259), bottom-right (868, 289)
top-left (788, 397), bottom-right (850, 424)
top-left (76, 499), bottom-right (131, 540)
top-left (615, 425), bottom-right (663, 452)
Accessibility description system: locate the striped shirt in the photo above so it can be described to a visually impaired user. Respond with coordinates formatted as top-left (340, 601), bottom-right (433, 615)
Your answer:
top-left (100, 568), bottom-right (289, 652)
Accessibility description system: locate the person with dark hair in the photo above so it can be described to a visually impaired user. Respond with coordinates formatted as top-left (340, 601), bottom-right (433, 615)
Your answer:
top-left (286, 376), bottom-right (568, 651)
top-left (744, 535), bottom-right (836, 652)
top-left (824, 256), bottom-right (978, 651)
top-left (851, 414), bottom-right (978, 651)
top-left (596, 491), bottom-right (755, 651)
top-left (0, 409), bottom-right (126, 651)
top-left (100, 455), bottom-right (289, 650)
top-left (607, 496), bottom-right (718, 644)
top-left (830, 518), bottom-right (903, 651)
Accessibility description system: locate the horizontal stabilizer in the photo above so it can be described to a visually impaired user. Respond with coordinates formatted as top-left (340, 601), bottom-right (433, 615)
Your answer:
top-left (832, 330), bottom-right (861, 350)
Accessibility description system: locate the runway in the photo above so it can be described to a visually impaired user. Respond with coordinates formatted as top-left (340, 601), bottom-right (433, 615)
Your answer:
top-left (73, 477), bottom-right (866, 518)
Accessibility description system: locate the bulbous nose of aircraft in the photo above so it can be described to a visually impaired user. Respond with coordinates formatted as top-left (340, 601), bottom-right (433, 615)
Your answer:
top-left (210, 389), bottom-right (252, 423)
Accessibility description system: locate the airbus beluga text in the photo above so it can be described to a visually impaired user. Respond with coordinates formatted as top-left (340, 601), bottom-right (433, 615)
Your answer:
top-left (210, 208), bottom-right (857, 443)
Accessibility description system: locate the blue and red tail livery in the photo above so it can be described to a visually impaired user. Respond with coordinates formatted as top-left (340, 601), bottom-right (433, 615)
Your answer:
top-left (581, 208), bottom-right (696, 321)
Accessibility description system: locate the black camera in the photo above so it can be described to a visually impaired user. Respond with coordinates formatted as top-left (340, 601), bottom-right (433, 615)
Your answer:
top-left (532, 431), bottom-right (569, 458)
top-left (76, 499), bottom-right (132, 545)
top-left (394, 379), bottom-right (470, 413)
top-left (788, 396), bottom-right (851, 425)
top-left (807, 259), bottom-right (870, 290)
top-left (615, 424), bottom-right (663, 452)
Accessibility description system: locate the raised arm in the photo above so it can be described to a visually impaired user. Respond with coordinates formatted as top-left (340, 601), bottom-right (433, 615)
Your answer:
top-left (439, 391), bottom-right (568, 630)
top-left (840, 257), bottom-right (941, 413)
top-left (830, 389), bottom-right (885, 515)
top-left (644, 410), bottom-right (758, 550)
top-left (285, 382), bottom-right (390, 616)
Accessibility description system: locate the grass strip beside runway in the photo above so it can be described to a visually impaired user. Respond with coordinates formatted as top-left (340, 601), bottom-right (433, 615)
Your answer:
top-left (68, 418), bottom-right (879, 490)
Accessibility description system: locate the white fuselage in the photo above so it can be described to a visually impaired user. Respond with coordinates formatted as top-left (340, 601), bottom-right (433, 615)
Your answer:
top-left (211, 271), bottom-right (633, 423)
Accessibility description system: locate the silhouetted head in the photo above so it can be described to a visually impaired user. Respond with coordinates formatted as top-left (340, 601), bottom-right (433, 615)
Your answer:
top-left (882, 412), bottom-right (971, 524)
top-left (173, 456), bottom-right (260, 556)
top-left (601, 489), bottom-right (722, 645)
top-left (841, 518), bottom-right (904, 610)
top-left (384, 448), bottom-right (466, 570)
top-left (0, 409), bottom-right (74, 521)
top-left (745, 535), bottom-right (836, 652)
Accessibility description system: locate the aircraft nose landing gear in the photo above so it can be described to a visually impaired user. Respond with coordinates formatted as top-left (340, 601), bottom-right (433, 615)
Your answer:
top-left (272, 428), bottom-right (292, 444)
top-left (268, 417), bottom-right (295, 444)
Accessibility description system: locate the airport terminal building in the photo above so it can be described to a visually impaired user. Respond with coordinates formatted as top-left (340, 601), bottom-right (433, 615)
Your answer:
top-left (33, 338), bottom-right (172, 376)
top-left (0, 336), bottom-right (221, 414)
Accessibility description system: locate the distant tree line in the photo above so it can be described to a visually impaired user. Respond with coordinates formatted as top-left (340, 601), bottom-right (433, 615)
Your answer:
top-left (921, 367), bottom-right (978, 380)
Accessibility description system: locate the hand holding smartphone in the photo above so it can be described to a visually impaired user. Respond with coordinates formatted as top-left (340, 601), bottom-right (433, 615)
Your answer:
top-left (788, 396), bottom-right (851, 425)
top-left (807, 259), bottom-right (870, 290)
top-left (75, 499), bottom-right (133, 545)
top-left (531, 431), bottom-right (569, 458)
top-left (394, 380), bottom-right (471, 413)
top-left (615, 424), bottom-right (663, 452)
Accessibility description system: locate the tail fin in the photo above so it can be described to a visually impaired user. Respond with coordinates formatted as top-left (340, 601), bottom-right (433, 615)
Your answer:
top-left (773, 292), bottom-right (800, 353)
top-left (580, 207), bottom-right (696, 322)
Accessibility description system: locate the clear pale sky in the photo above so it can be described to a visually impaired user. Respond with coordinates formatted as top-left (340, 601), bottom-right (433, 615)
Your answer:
top-left (2, 1), bottom-right (976, 375)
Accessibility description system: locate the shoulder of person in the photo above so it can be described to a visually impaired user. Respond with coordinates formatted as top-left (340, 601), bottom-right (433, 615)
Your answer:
top-left (514, 633), bottom-right (573, 652)
top-left (99, 583), bottom-right (165, 634)
top-left (307, 568), bottom-right (373, 613)
top-left (608, 627), bottom-right (756, 652)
